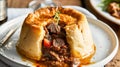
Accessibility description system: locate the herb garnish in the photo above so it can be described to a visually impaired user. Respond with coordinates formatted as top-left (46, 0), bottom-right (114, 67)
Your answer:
top-left (54, 11), bottom-right (60, 24)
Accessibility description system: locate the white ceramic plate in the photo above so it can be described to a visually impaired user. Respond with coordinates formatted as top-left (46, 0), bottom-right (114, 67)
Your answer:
top-left (0, 14), bottom-right (118, 67)
top-left (89, 0), bottom-right (120, 25)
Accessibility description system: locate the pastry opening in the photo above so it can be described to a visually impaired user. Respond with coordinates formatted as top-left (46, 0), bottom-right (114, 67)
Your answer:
top-left (40, 22), bottom-right (74, 66)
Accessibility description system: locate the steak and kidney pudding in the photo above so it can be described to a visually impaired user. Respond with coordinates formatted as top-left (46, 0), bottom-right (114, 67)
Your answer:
top-left (17, 7), bottom-right (95, 67)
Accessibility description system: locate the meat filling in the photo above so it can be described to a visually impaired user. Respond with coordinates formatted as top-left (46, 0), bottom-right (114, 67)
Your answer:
top-left (41, 22), bottom-right (73, 67)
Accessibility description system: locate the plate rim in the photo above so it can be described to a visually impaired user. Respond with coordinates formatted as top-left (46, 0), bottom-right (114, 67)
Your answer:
top-left (89, 0), bottom-right (120, 25)
top-left (86, 17), bottom-right (119, 66)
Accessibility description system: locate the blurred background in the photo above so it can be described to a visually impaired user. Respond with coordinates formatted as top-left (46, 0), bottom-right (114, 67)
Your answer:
top-left (7, 0), bottom-right (81, 8)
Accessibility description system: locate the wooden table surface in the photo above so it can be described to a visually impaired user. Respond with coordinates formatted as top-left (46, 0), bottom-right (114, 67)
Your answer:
top-left (7, 0), bottom-right (120, 67)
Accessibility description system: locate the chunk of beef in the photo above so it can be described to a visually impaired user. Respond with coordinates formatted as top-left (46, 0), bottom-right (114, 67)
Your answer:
top-left (107, 2), bottom-right (120, 18)
top-left (53, 38), bottom-right (65, 46)
top-left (47, 23), bottom-right (61, 34)
top-left (52, 38), bottom-right (65, 51)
